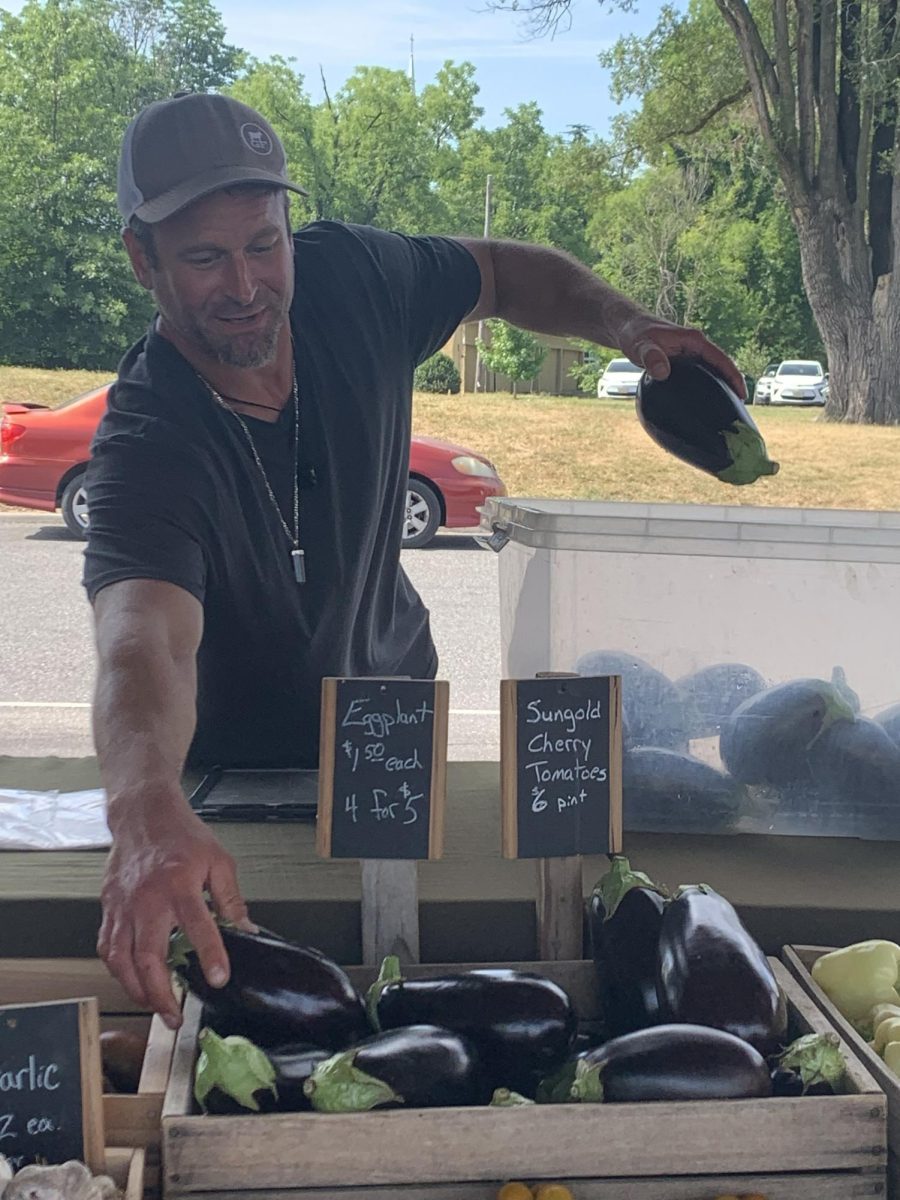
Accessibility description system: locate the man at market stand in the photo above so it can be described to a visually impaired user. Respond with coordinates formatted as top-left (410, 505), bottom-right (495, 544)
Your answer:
top-left (85, 91), bottom-right (746, 1028)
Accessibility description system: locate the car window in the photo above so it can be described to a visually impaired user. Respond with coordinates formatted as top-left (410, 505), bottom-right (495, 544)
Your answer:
top-left (778, 363), bottom-right (821, 375)
top-left (606, 359), bottom-right (642, 372)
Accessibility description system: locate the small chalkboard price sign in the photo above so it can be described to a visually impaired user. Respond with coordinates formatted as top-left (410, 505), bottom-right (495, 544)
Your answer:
top-left (317, 677), bottom-right (449, 966)
top-left (0, 997), bottom-right (105, 1173)
top-left (317, 677), bottom-right (448, 860)
top-left (501, 674), bottom-right (623, 859)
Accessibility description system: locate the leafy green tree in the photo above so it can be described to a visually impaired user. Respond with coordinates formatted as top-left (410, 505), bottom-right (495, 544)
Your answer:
top-left (491, 0), bottom-right (900, 424)
top-left (0, 0), bottom-right (246, 368)
top-left (478, 320), bottom-right (547, 395)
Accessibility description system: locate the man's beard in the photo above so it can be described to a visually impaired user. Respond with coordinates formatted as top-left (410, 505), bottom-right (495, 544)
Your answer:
top-left (164, 299), bottom-right (288, 368)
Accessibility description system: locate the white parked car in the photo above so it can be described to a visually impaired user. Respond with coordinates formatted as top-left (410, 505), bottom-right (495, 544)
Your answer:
top-left (597, 358), bottom-right (644, 399)
top-left (770, 360), bottom-right (828, 405)
top-left (753, 362), bottom-right (780, 405)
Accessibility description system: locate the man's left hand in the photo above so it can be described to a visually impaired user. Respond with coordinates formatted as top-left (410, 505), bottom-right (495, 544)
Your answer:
top-left (617, 314), bottom-right (746, 400)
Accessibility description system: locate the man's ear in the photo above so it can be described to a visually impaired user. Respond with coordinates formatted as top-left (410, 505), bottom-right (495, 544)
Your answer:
top-left (122, 227), bottom-right (155, 291)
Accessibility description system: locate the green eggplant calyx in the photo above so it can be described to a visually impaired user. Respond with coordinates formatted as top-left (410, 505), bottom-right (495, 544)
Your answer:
top-left (167, 928), bottom-right (195, 971)
top-left (831, 666), bottom-right (860, 714)
top-left (570, 1058), bottom-right (604, 1103)
top-left (365, 955), bottom-right (405, 1032)
top-left (303, 1049), bottom-right (402, 1113)
top-left (193, 1027), bottom-right (277, 1113)
top-left (595, 855), bottom-right (667, 921)
top-left (535, 1058), bottom-right (579, 1104)
top-left (778, 1032), bottom-right (846, 1093)
top-left (717, 422), bottom-right (780, 486)
top-left (490, 1088), bottom-right (535, 1107)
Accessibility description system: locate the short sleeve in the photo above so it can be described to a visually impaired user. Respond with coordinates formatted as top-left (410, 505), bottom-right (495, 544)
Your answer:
top-left (344, 225), bottom-right (482, 367)
top-left (82, 436), bottom-right (209, 605)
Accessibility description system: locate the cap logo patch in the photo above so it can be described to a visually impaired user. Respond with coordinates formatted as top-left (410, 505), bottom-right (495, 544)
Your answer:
top-left (240, 123), bottom-right (273, 155)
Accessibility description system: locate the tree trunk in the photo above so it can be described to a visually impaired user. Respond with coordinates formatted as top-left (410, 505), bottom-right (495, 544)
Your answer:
top-left (792, 194), bottom-right (900, 423)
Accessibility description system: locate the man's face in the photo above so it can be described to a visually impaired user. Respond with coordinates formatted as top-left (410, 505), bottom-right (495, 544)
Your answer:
top-left (125, 188), bottom-right (295, 369)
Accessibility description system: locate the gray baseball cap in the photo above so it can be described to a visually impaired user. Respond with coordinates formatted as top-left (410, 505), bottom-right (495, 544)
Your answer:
top-left (117, 91), bottom-right (308, 225)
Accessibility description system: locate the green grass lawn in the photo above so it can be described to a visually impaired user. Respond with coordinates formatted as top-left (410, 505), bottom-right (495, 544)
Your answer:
top-left (4, 366), bottom-right (900, 512)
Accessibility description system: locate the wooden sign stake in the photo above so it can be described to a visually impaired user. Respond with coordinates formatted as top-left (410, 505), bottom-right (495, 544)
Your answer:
top-left (502, 672), bottom-right (623, 961)
top-left (534, 672), bottom-right (583, 960)
top-left (317, 677), bottom-right (449, 967)
top-left (361, 860), bottom-right (420, 965)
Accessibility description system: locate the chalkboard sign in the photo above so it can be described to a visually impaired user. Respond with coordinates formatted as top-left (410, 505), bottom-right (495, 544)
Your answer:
top-left (501, 674), bottom-right (623, 859)
top-left (0, 997), bottom-right (105, 1172)
top-left (317, 678), bottom-right (448, 860)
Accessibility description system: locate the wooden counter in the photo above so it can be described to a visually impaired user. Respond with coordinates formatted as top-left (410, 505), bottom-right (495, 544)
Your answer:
top-left (1, 756), bottom-right (899, 961)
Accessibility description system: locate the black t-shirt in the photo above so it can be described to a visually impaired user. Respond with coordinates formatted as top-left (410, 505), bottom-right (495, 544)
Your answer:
top-left (82, 221), bottom-right (481, 768)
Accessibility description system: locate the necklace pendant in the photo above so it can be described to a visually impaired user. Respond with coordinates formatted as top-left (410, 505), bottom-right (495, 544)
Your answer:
top-left (291, 547), bottom-right (307, 584)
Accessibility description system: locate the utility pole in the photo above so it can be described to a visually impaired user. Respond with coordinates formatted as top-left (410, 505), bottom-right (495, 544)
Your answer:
top-left (409, 34), bottom-right (416, 94)
top-left (473, 173), bottom-right (493, 392)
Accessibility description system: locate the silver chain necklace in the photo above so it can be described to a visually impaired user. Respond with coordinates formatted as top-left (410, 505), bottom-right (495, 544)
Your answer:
top-left (199, 366), bottom-right (306, 583)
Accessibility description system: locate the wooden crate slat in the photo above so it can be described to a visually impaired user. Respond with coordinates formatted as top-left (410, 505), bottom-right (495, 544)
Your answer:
top-left (104, 1094), bottom-right (164, 1149)
top-left (126, 1149), bottom-right (148, 1200)
top-left (162, 959), bottom-right (886, 1195)
top-left (186, 1176), bottom-right (886, 1200)
top-left (785, 943), bottom-right (900, 1199)
top-left (141, 1017), bottom-right (179, 1093)
top-left (164, 1096), bottom-right (884, 1192)
top-left (0, 958), bottom-right (143, 1011)
top-left (163, 994), bottom-right (205, 1120)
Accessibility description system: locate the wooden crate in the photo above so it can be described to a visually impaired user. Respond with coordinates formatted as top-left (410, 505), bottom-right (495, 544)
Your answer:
top-left (161, 958), bottom-right (886, 1200)
top-left (784, 944), bottom-right (900, 1200)
top-left (0, 958), bottom-right (178, 1199)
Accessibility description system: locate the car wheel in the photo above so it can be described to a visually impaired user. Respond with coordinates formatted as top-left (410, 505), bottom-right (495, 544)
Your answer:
top-left (403, 478), bottom-right (442, 549)
top-left (61, 473), bottom-right (90, 539)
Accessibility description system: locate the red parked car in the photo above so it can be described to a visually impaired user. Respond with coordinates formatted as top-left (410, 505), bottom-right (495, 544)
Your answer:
top-left (0, 384), bottom-right (506, 548)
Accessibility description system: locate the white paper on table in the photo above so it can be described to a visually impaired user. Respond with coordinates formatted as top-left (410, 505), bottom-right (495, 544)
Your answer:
top-left (0, 788), bottom-right (111, 850)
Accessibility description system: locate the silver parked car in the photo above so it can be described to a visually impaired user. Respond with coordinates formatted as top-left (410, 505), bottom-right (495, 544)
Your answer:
top-left (597, 358), bottom-right (644, 399)
top-left (753, 362), bottom-right (780, 405)
top-left (770, 360), bottom-right (827, 405)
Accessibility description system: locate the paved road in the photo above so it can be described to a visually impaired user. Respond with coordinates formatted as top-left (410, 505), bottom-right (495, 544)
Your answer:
top-left (0, 513), bottom-right (502, 761)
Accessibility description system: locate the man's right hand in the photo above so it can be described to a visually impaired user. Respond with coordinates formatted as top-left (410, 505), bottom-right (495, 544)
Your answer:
top-left (98, 785), bottom-right (253, 1029)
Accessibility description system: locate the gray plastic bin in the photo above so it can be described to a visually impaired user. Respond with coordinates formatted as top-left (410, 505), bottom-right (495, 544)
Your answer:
top-left (482, 498), bottom-right (900, 839)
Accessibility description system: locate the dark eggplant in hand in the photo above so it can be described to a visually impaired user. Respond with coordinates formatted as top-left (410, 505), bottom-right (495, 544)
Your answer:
top-left (569, 1024), bottom-right (772, 1102)
top-left (304, 1024), bottom-right (485, 1111)
top-left (169, 924), bottom-right (367, 1051)
top-left (623, 747), bottom-right (744, 833)
top-left (575, 649), bottom-right (688, 751)
top-left (657, 884), bottom-right (787, 1055)
top-left (720, 677), bottom-right (856, 786)
top-left (674, 662), bottom-right (767, 738)
top-left (367, 956), bottom-right (577, 1095)
top-left (636, 357), bottom-right (779, 486)
top-left (588, 856), bottom-right (667, 1037)
top-left (194, 1028), bottom-right (331, 1113)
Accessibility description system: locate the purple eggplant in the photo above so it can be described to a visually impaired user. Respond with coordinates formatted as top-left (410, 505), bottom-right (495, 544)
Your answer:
top-left (569, 1024), bottom-right (772, 1102)
top-left (588, 856), bottom-right (668, 1037)
top-left (303, 1024), bottom-right (486, 1111)
top-left (193, 1028), bottom-right (330, 1113)
top-left (367, 957), bottom-right (577, 1095)
top-left (636, 358), bottom-right (779, 486)
top-left (720, 677), bottom-right (856, 786)
top-left (657, 885), bottom-right (787, 1055)
top-left (169, 924), bottom-right (367, 1051)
